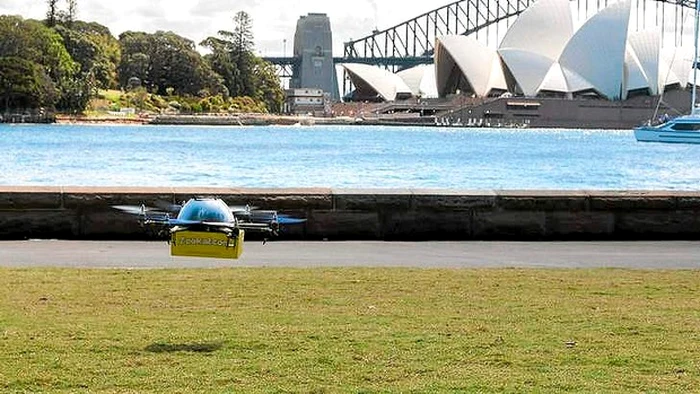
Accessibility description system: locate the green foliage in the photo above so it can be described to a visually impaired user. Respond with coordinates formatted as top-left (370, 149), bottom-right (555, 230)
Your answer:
top-left (189, 101), bottom-right (202, 113)
top-left (229, 11), bottom-right (256, 98)
top-left (55, 71), bottom-right (92, 113)
top-left (120, 87), bottom-right (152, 111)
top-left (150, 94), bottom-right (168, 109)
top-left (46, 0), bottom-right (77, 28)
top-left (201, 37), bottom-right (234, 99)
top-left (0, 56), bottom-right (58, 110)
top-left (209, 94), bottom-right (225, 108)
top-left (230, 95), bottom-right (266, 113)
top-left (117, 31), bottom-right (153, 89)
top-left (45, 0), bottom-right (58, 27)
top-left (0, 16), bottom-right (78, 82)
top-left (0, 16), bottom-right (79, 111)
top-left (66, 0), bottom-right (77, 27)
top-left (55, 21), bottom-right (121, 90)
top-left (0, 15), bottom-right (98, 112)
top-left (252, 58), bottom-right (284, 113)
top-left (118, 30), bottom-right (224, 97)
top-left (232, 11), bottom-right (255, 54)
top-left (0, 10), bottom-right (282, 115)
top-left (199, 97), bottom-right (212, 112)
top-left (200, 11), bottom-right (283, 113)
top-left (100, 89), bottom-right (122, 102)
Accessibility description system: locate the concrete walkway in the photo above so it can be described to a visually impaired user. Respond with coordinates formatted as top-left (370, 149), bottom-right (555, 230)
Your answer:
top-left (0, 240), bottom-right (698, 269)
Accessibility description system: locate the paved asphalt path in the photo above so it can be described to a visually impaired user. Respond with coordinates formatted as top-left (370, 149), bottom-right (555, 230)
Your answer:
top-left (0, 240), bottom-right (698, 268)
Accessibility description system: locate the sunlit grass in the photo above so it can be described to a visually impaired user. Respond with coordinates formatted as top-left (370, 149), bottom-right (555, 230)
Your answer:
top-left (0, 268), bottom-right (698, 392)
top-left (99, 89), bottom-right (123, 103)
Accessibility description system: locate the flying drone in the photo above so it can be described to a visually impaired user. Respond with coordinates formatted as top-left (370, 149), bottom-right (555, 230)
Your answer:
top-left (113, 197), bottom-right (305, 259)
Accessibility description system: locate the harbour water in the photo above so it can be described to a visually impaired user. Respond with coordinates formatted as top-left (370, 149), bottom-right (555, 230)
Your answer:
top-left (2, 123), bottom-right (699, 190)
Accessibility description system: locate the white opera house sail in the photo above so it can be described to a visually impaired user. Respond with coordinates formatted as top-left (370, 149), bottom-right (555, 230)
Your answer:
top-left (340, 0), bottom-right (694, 105)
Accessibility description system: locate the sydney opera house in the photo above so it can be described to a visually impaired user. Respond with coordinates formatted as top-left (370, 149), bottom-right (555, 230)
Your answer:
top-left (339, 0), bottom-right (696, 128)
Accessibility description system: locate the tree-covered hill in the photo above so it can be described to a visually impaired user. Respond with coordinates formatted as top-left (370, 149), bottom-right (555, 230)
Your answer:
top-left (0, 9), bottom-right (283, 116)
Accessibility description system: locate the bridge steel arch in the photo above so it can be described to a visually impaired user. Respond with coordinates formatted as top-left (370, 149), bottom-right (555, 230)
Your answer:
top-left (342, 0), bottom-right (698, 69)
top-left (343, 0), bottom-right (534, 63)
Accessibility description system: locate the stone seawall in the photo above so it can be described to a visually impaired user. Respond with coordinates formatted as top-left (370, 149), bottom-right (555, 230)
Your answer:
top-left (1, 187), bottom-right (699, 240)
top-left (148, 114), bottom-right (357, 126)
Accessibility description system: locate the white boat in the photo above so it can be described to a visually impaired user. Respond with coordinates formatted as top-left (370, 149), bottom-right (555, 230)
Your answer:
top-left (635, 0), bottom-right (700, 144)
top-left (634, 114), bottom-right (700, 143)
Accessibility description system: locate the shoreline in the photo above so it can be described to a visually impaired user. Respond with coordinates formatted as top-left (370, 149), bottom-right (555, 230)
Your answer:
top-left (147, 113), bottom-right (360, 126)
top-left (50, 113), bottom-right (507, 128)
top-left (50, 113), bottom-right (444, 127)
top-left (53, 113), bottom-right (361, 126)
top-left (6, 90), bottom-right (689, 129)
top-left (55, 115), bottom-right (150, 125)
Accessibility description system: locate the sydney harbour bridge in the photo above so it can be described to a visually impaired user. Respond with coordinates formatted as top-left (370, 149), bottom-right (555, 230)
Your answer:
top-left (264, 0), bottom-right (697, 98)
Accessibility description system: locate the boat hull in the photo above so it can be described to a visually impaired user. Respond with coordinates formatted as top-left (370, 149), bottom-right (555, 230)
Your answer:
top-left (635, 115), bottom-right (700, 144)
top-left (634, 127), bottom-right (700, 144)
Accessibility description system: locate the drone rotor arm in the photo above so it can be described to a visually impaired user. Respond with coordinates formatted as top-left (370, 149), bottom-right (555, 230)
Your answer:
top-left (237, 222), bottom-right (277, 235)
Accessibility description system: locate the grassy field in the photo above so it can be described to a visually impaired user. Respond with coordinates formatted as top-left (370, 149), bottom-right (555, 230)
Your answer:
top-left (86, 90), bottom-right (123, 114)
top-left (1, 268), bottom-right (698, 393)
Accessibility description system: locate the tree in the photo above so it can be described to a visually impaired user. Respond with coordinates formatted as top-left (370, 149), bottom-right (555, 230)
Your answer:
top-left (54, 21), bottom-right (120, 90)
top-left (120, 52), bottom-right (150, 89)
top-left (0, 16), bottom-right (78, 81)
top-left (0, 16), bottom-right (79, 111)
top-left (66, 0), bottom-right (78, 27)
top-left (46, 0), bottom-right (58, 27)
top-left (118, 31), bottom-right (222, 96)
top-left (75, 21), bottom-right (121, 89)
top-left (252, 58), bottom-right (284, 113)
top-left (201, 11), bottom-right (256, 98)
top-left (117, 31), bottom-right (153, 89)
top-left (0, 57), bottom-right (58, 110)
top-left (0, 15), bottom-right (100, 112)
top-left (200, 11), bottom-right (283, 113)
top-left (55, 25), bottom-right (98, 73)
top-left (230, 11), bottom-right (255, 97)
top-left (231, 11), bottom-right (254, 55)
top-left (55, 71), bottom-right (92, 113)
top-left (200, 37), bottom-right (235, 98)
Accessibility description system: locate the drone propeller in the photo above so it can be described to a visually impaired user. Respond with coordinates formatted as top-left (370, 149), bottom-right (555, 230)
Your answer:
top-left (112, 204), bottom-right (146, 216)
top-left (112, 204), bottom-right (171, 224)
top-left (277, 216), bottom-right (307, 225)
top-left (234, 209), bottom-right (306, 229)
top-left (153, 200), bottom-right (184, 213)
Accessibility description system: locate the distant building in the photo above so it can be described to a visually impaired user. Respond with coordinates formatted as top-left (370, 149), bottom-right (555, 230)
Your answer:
top-left (436, 0), bottom-right (691, 101)
top-left (342, 0), bottom-right (693, 103)
top-left (291, 13), bottom-right (339, 101)
top-left (284, 88), bottom-right (331, 116)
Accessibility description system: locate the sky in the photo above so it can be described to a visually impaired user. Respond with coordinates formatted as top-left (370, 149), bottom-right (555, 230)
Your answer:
top-left (0, 0), bottom-right (448, 56)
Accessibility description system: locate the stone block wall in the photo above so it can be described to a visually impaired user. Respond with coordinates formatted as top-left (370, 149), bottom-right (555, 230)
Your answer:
top-left (0, 187), bottom-right (699, 240)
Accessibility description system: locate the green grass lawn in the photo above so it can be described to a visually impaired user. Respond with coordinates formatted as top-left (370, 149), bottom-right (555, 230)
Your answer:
top-left (1, 268), bottom-right (698, 393)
